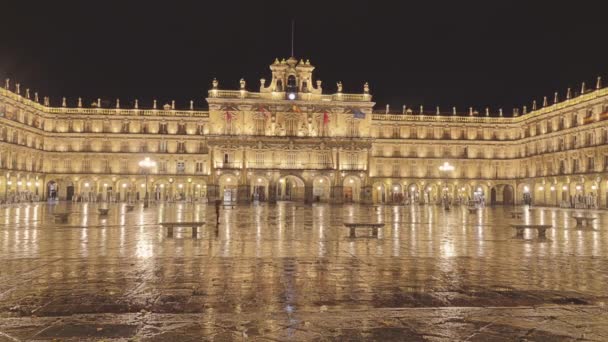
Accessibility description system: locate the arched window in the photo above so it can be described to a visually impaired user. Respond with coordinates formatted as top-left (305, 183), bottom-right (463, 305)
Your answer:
top-left (276, 80), bottom-right (283, 92)
top-left (286, 75), bottom-right (297, 94)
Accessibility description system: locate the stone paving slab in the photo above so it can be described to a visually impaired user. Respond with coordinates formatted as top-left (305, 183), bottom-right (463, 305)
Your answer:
top-left (0, 202), bottom-right (607, 340)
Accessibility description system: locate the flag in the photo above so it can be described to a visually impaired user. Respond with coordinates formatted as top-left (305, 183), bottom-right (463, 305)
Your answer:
top-left (323, 111), bottom-right (329, 125)
top-left (292, 105), bottom-right (301, 113)
top-left (353, 108), bottom-right (366, 119)
top-left (225, 111), bottom-right (233, 121)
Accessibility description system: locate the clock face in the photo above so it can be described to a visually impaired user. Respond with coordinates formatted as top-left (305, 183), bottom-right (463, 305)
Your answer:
top-left (288, 93), bottom-right (296, 100)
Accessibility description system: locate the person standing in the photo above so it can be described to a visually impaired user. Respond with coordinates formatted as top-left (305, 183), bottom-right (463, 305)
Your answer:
top-left (215, 199), bottom-right (221, 224)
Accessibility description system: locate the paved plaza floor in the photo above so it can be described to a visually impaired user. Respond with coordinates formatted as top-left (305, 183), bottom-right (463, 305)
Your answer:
top-left (0, 202), bottom-right (607, 341)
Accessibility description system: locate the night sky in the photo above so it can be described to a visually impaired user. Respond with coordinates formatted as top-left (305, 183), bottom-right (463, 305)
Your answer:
top-left (1, 1), bottom-right (607, 115)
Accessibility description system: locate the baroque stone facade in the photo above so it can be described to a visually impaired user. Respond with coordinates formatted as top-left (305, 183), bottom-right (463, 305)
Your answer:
top-left (1, 57), bottom-right (608, 206)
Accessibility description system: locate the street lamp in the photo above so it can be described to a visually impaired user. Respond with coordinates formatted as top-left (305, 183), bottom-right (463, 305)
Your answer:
top-left (438, 161), bottom-right (455, 210)
top-left (138, 157), bottom-right (157, 208)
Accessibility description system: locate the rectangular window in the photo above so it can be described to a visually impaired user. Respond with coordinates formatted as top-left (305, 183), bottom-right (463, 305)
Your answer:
top-left (159, 123), bottom-right (168, 134)
top-left (64, 159), bottom-right (71, 172)
top-left (121, 159), bottom-right (128, 173)
top-left (159, 141), bottom-right (167, 152)
top-left (122, 121), bottom-right (130, 133)
top-left (158, 161), bottom-right (167, 172)
top-left (177, 142), bottom-right (186, 153)
top-left (82, 159), bottom-right (91, 172)
top-left (588, 157), bottom-right (594, 171)
top-left (176, 161), bottom-right (185, 173)
top-left (177, 123), bottom-right (186, 135)
top-left (195, 162), bottom-right (204, 173)
top-left (255, 118), bottom-right (265, 135)
top-left (255, 152), bottom-right (264, 167)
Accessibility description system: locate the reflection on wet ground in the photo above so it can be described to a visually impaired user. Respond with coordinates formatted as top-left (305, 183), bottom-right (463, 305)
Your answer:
top-left (0, 202), bottom-right (607, 341)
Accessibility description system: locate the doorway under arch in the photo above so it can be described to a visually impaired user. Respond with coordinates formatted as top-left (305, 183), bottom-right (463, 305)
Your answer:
top-left (343, 176), bottom-right (361, 203)
top-left (277, 175), bottom-right (305, 201)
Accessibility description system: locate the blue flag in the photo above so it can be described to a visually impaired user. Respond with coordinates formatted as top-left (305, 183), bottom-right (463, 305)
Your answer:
top-left (353, 108), bottom-right (366, 119)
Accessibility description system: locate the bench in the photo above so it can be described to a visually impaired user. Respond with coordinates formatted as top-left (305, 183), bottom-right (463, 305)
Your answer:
top-left (159, 221), bottom-right (206, 238)
top-left (572, 215), bottom-right (597, 228)
top-left (53, 212), bottom-right (70, 223)
top-left (98, 208), bottom-right (110, 216)
top-left (125, 204), bottom-right (135, 212)
top-left (344, 223), bottom-right (385, 238)
top-left (466, 207), bottom-right (478, 214)
top-left (510, 224), bottom-right (552, 240)
top-left (510, 211), bottom-right (524, 218)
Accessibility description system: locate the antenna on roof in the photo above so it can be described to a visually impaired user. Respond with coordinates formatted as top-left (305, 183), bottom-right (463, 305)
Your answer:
top-left (291, 19), bottom-right (295, 57)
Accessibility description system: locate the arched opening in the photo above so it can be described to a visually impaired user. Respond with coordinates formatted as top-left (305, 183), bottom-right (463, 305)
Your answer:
top-left (47, 180), bottom-right (58, 200)
top-left (490, 187), bottom-right (497, 205)
top-left (79, 179), bottom-right (96, 202)
top-left (153, 180), bottom-right (170, 201)
top-left (98, 179), bottom-right (113, 202)
top-left (277, 175), bottom-right (305, 202)
top-left (219, 174), bottom-right (238, 203)
top-left (286, 75), bottom-right (297, 94)
top-left (65, 181), bottom-right (75, 201)
top-left (276, 79), bottom-right (283, 92)
top-left (517, 183), bottom-right (532, 205)
top-left (423, 184), bottom-right (438, 204)
top-left (472, 185), bottom-right (486, 206)
top-left (408, 184), bottom-right (420, 204)
top-left (389, 184), bottom-right (403, 204)
top-left (372, 182), bottom-right (385, 204)
top-left (192, 181), bottom-right (207, 202)
top-left (343, 176), bottom-right (361, 203)
top-left (312, 176), bottom-right (330, 202)
top-left (116, 179), bottom-right (132, 203)
top-left (251, 176), bottom-right (269, 202)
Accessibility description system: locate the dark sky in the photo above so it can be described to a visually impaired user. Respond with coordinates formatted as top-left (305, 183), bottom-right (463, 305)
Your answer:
top-left (1, 1), bottom-right (607, 115)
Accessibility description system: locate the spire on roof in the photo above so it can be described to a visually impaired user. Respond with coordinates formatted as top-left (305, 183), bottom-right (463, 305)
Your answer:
top-left (554, 92), bottom-right (558, 104)
top-left (78, 97), bottom-right (82, 107)
top-left (597, 76), bottom-right (602, 89)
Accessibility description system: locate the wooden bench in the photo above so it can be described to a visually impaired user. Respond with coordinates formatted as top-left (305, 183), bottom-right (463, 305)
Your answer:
top-left (125, 204), bottom-right (135, 212)
top-left (510, 211), bottom-right (524, 218)
top-left (344, 223), bottom-right (384, 238)
top-left (160, 221), bottom-right (206, 238)
top-left (572, 215), bottom-right (597, 228)
top-left (510, 224), bottom-right (552, 240)
top-left (53, 212), bottom-right (70, 223)
top-left (98, 208), bottom-right (110, 216)
top-left (466, 207), bottom-right (478, 214)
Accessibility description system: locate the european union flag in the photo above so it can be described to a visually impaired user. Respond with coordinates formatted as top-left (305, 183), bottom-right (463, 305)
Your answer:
top-left (353, 108), bottom-right (366, 119)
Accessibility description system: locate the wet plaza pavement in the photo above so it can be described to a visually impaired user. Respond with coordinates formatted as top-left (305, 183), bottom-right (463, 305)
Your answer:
top-left (0, 202), bottom-right (607, 341)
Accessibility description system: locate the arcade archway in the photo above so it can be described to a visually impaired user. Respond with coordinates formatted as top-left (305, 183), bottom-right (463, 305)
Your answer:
top-left (277, 175), bottom-right (305, 201)
top-left (343, 176), bottom-right (361, 203)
